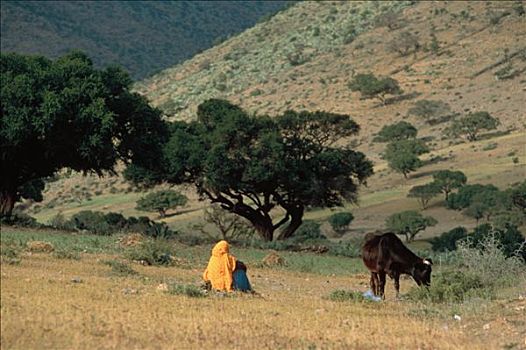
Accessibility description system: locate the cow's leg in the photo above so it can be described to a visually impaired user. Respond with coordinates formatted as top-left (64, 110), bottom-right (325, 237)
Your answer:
top-left (378, 271), bottom-right (386, 299)
top-left (393, 271), bottom-right (401, 299)
top-left (370, 273), bottom-right (379, 295)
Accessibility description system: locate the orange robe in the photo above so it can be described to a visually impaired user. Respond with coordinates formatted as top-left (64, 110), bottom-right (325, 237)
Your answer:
top-left (202, 240), bottom-right (237, 292)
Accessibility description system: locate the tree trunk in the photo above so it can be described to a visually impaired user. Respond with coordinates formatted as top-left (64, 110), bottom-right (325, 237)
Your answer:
top-left (252, 220), bottom-right (275, 242)
top-left (0, 189), bottom-right (16, 218)
top-left (277, 205), bottom-right (304, 240)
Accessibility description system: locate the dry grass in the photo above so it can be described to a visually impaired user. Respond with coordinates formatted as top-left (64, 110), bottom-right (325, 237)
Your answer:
top-left (2, 248), bottom-right (525, 349)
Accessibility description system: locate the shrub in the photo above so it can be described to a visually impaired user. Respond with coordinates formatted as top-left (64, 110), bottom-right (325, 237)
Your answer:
top-left (387, 31), bottom-right (420, 57)
top-left (167, 283), bottom-right (207, 298)
top-left (328, 212), bottom-right (354, 234)
top-left (291, 220), bottom-right (325, 242)
top-left (328, 240), bottom-right (361, 258)
top-left (446, 184), bottom-right (499, 210)
top-left (430, 227), bottom-right (468, 252)
top-left (102, 259), bottom-right (138, 276)
top-left (1, 213), bottom-right (40, 228)
top-left (53, 249), bottom-right (81, 260)
top-left (125, 239), bottom-right (176, 266)
top-left (467, 224), bottom-right (526, 262)
top-left (327, 290), bottom-right (367, 302)
top-left (406, 270), bottom-right (489, 303)
top-left (70, 210), bottom-right (112, 235)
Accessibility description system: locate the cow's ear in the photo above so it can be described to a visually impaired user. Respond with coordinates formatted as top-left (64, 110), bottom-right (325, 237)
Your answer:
top-left (423, 258), bottom-right (433, 266)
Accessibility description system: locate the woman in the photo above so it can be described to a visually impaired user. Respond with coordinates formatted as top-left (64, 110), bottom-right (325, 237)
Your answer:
top-left (202, 240), bottom-right (251, 292)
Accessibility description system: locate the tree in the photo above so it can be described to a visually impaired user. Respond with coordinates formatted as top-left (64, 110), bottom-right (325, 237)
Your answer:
top-left (464, 190), bottom-right (506, 222)
top-left (407, 182), bottom-right (441, 209)
top-left (508, 180), bottom-right (526, 213)
top-left (446, 111), bottom-right (499, 141)
top-left (386, 210), bottom-right (438, 242)
top-left (430, 227), bottom-right (468, 252)
top-left (384, 139), bottom-right (429, 178)
top-left (1, 51), bottom-right (168, 217)
top-left (446, 184), bottom-right (499, 210)
top-left (328, 212), bottom-right (354, 235)
top-left (432, 170), bottom-right (467, 200)
top-left (136, 190), bottom-right (188, 218)
top-left (348, 73), bottom-right (403, 105)
top-left (408, 99), bottom-right (452, 124)
top-left (130, 99), bottom-right (374, 241)
top-left (374, 121), bottom-right (417, 142)
top-left (387, 31), bottom-right (420, 57)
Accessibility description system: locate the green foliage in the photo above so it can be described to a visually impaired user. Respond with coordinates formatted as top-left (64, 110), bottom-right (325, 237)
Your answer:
top-left (167, 283), bottom-right (208, 298)
top-left (130, 99), bottom-right (373, 241)
top-left (446, 111), bottom-right (499, 141)
top-left (446, 184), bottom-right (498, 210)
top-left (292, 220), bottom-right (325, 242)
top-left (0, 213), bottom-right (40, 228)
top-left (408, 100), bottom-right (452, 124)
top-left (1, 2), bottom-right (291, 79)
top-left (328, 212), bottom-right (354, 234)
top-left (430, 227), bottom-right (468, 252)
top-left (467, 224), bottom-right (526, 262)
top-left (374, 121), bottom-right (417, 142)
top-left (508, 180), bottom-right (526, 213)
top-left (125, 239), bottom-right (176, 266)
top-left (432, 170), bottom-right (467, 200)
top-left (386, 210), bottom-right (438, 242)
top-left (1, 51), bottom-right (168, 217)
top-left (348, 73), bottom-right (403, 105)
top-left (406, 270), bottom-right (489, 303)
top-left (407, 182), bottom-right (441, 209)
top-left (136, 190), bottom-right (188, 218)
top-left (384, 139), bottom-right (429, 178)
top-left (326, 289), bottom-right (367, 302)
top-left (102, 259), bottom-right (138, 276)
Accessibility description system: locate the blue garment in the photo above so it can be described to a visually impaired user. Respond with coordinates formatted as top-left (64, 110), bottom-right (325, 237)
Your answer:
top-left (233, 269), bottom-right (251, 292)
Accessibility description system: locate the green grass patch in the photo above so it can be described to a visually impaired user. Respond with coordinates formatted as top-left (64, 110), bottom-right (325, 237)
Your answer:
top-left (326, 289), bottom-right (367, 302)
top-left (167, 283), bottom-right (207, 298)
top-left (102, 259), bottom-right (139, 276)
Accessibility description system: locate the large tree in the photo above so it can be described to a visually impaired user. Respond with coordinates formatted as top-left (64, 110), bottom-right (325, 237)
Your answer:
top-left (446, 111), bottom-right (499, 142)
top-left (432, 170), bottom-right (467, 200)
top-left (1, 51), bottom-right (168, 217)
top-left (374, 121), bottom-right (417, 142)
top-left (129, 99), bottom-right (373, 241)
top-left (384, 139), bottom-right (429, 178)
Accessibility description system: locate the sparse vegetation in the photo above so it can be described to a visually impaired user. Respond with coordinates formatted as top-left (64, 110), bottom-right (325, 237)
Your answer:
top-left (348, 73), bottom-right (403, 105)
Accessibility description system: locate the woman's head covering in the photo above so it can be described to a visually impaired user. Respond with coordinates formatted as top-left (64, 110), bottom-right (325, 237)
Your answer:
top-left (202, 240), bottom-right (237, 291)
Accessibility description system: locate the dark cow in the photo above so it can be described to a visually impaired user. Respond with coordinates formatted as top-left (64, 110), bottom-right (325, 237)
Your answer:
top-left (362, 232), bottom-right (432, 299)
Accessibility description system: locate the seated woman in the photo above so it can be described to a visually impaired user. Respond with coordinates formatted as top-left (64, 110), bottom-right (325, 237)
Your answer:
top-left (202, 240), bottom-right (251, 292)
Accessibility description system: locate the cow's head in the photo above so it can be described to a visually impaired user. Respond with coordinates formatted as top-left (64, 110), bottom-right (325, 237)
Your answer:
top-left (412, 258), bottom-right (433, 286)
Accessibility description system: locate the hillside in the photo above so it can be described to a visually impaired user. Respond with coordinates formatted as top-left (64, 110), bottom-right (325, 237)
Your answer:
top-left (26, 1), bottom-right (526, 238)
top-left (0, 1), bottom-right (291, 79)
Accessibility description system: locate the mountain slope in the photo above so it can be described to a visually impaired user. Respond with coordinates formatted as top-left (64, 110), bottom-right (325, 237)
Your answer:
top-left (1, 1), bottom-right (292, 79)
top-left (28, 1), bottom-right (526, 236)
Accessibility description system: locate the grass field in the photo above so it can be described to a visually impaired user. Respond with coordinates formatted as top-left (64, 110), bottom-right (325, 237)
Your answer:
top-left (2, 227), bottom-right (525, 349)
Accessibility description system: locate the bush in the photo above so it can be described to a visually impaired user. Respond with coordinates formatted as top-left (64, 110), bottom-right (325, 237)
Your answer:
top-left (326, 289), bottom-right (367, 302)
top-left (457, 231), bottom-right (525, 286)
top-left (291, 220), bottom-right (326, 242)
top-left (467, 224), bottom-right (526, 262)
top-left (1, 213), bottom-right (40, 228)
top-left (328, 212), bottom-right (354, 234)
top-left (125, 239), bottom-right (176, 266)
top-left (167, 283), bottom-right (207, 298)
top-left (53, 249), bottom-right (81, 260)
top-left (387, 31), bottom-right (420, 56)
top-left (328, 240), bottom-right (361, 258)
top-left (430, 227), bottom-right (468, 252)
top-left (70, 210), bottom-right (112, 235)
top-left (446, 184), bottom-right (499, 210)
top-left (406, 270), bottom-right (489, 303)
top-left (102, 259), bottom-right (138, 276)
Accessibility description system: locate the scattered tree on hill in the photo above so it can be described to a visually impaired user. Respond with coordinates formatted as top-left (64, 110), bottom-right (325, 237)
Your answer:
top-left (328, 212), bottom-right (354, 235)
top-left (446, 184), bottom-right (499, 210)
top-left (408, 99), bottom-right (452, 124)
top-left (375, 11), bottom-right (405, 30)
top-left (384, 139), bottom-right (429, 178)
top-left (386, 210), bottom-right (438, 242)
top-left (136, 190), bottom-right (188, 218)
top-left (387, 31), bottom-right (420, 57)
top-left (430, 226), bottom-right (468, 252)
top-left (432, 170), bottom-right (467, 200)
top-left (0, 51), bottom-right (168, 217)
top-left (127, 99), bottom-right (374, 241)
top-left (508, 180), bottom-right (526, 213)
top-left (446, 111), bottom-right (499, 141)
top-left (348, 73), bottom-right (403, 105)
top-left (374, 121), bottom-right (417, 142)
top-left (407, 183), bottom-right (441, 209)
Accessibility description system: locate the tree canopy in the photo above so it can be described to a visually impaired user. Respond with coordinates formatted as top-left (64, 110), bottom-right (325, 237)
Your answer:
top-left (446, 111), bottom-right (499, 141)
top-left (136, 190), bottom-right (188, 218)
top-left (407, 182), bottom-right (441, 209)
top-left (384, 139), bottom-right (429, 178)
top-left (348, 73), bottom-right (403, 105)
top-left (128, 99), bottom-right (374, 241)
top-left (386, 210), bottom-right (437, 242)
top-left (374, 121), bottom-right (417, 142)
top-left (432, 170), bottom-right (467, 200)
top-left (0, 51), bottom-right (168, 216)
